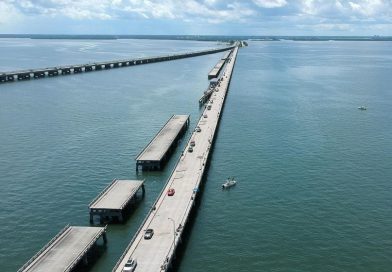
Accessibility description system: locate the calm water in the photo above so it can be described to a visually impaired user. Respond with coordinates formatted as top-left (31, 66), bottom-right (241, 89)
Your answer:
top-left (0, 39), bottom-right (391, 272)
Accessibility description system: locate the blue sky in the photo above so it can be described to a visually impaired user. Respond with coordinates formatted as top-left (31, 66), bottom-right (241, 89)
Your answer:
top-left (0, 0), bottom-right (391, 35)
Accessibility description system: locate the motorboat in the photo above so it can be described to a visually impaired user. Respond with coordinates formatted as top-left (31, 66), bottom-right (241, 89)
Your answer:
top-left (358, 106), bottom-right (367, 110)
top-left (222, 177), bottom-right (237, 189)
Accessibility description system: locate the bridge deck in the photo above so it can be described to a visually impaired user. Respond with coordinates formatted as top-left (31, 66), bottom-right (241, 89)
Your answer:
top-left (90, 180), bottom-right (144, 210)
top-left (208, 59), bottom-right (226, 79)
top-left (136, 115), bottom-right (189, 165)
top-left (221, 50), bottom-right (232, 60)
top-left (19, 226), bottom-right (106, 272)
top-left (113, 46), bottom-right (239, 272)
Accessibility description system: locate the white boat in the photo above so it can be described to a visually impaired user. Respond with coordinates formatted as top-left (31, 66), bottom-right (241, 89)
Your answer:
top-left (358, 106), bottom-right (367, 110)
top-left (222, 177), bottom-right (237, 189)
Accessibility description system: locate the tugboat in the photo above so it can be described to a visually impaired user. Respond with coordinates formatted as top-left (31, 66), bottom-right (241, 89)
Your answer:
top-left (222, 177), bottom-right (237, 189)
top-left (358, 106), bottom-right (367, 110)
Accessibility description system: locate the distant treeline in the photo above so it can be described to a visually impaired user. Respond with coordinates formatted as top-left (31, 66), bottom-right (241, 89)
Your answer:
top-left (0, 34), bottom-right (391, 41)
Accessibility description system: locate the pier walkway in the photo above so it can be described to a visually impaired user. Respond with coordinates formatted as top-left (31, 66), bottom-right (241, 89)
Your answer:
top-left (0, 45), bottom-right (234, 84)
top-left (113, 46), bottom-right (239, 272)
top-left (18, 225), bottom-right (107, 272)
top-left (136, 115), bottom-right (189, 171)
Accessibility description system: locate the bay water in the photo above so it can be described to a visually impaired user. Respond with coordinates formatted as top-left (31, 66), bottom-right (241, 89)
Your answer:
top-left (0, 39), bottom-right (391, 272)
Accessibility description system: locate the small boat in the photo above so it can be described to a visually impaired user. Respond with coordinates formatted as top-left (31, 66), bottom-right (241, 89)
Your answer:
top-left (358, 106), bottom-right (367, 110)
top-left (222, 177), bottom-right (237, 189)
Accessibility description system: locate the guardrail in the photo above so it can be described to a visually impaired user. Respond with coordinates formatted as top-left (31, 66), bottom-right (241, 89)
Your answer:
top-left (63, 226), bottom-right (107, 272)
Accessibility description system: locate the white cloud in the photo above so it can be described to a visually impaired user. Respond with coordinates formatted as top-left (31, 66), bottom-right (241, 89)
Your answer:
top-left (252, 0), bottom-right (287, 8)
top-left (1, 0), bottom-right (392, 34)
top-left (0, 1), bottom-right (23, 25)
top-left (120, 0), bottom-right (255, 24)
top-left (349, 0), bottom-right (384, 16)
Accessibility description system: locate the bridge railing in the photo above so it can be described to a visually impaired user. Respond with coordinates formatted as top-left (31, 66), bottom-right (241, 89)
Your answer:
top-left (63, 226), bottom-right (107, 272)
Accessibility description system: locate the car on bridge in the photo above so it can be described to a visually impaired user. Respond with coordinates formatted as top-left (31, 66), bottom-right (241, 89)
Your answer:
top-left (123, 259), bottom-right (137, 272)
top-left (167, 188), bottom-right (175, 196)
top-left (144, 229), bottom-right (154, 240)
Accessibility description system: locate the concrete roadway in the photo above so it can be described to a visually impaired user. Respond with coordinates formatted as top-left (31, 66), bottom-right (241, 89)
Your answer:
top-left (90, 180), bottom-right (144, 210)
top-left (114, 46), bottom-right (239, 272)
top-left (20, 226), bottom-right (105, 272)
top-left (137, 115), bottom-right (189, 162)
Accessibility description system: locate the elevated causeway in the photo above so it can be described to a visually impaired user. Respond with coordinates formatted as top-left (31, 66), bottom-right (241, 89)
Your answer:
top-left (0, 45), bottom-right (234, 84)
top-left (113, 46), bottom-right (239, 272)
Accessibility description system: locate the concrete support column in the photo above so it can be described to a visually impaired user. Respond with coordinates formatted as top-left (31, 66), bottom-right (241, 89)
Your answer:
top-left (83, 255), bottom-right (89, 265)
top-left (103, 233), bottom-right (108, 244)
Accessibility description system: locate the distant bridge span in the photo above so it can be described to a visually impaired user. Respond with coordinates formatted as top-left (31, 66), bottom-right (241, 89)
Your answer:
top-left (0, 45), bottom-right (235, 84)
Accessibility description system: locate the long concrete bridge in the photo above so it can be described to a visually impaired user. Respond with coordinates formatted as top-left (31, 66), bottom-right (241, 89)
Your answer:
top-left (112, 46), bottom-right (239, 272)
top-left (18, 225), bottom-right (107, 272)
top-left (0, 45), bottom-right (235, 84)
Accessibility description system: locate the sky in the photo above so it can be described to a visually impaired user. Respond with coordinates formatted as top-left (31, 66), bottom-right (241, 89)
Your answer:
top-left (0, 0), bottom-right (391, 35)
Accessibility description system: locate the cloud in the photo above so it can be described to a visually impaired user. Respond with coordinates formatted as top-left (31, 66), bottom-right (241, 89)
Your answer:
top-left (348, 0), bottom-right (384, 16)
top-left (252, 0), bottom-right (287, 8)
top-left (2, 0), bottom-right (255, 23)
top-left (1, 0), bottom-right (392, 35)
top-left (0, 1), bottom-right (23, 25)
top-left (120, 1), bottom-right (255, 23)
